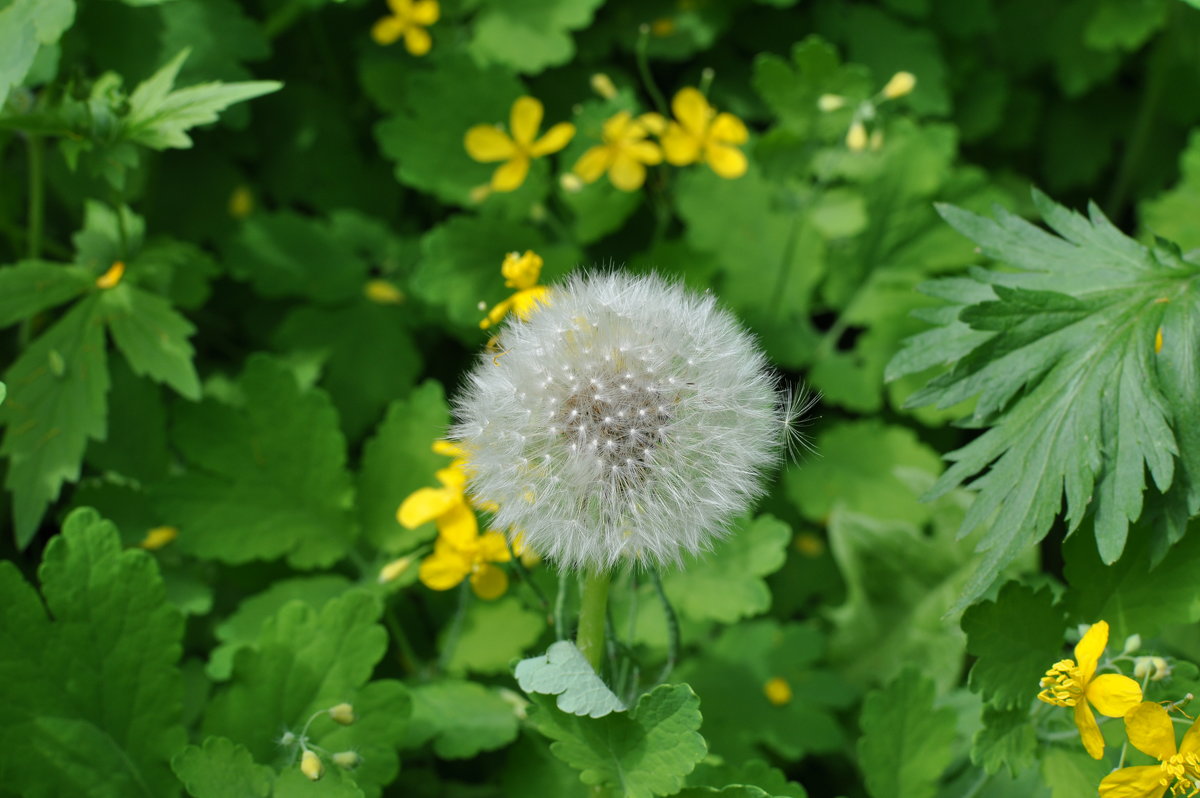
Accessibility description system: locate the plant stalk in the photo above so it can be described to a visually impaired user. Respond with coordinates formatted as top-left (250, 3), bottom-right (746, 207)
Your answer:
top-left (576, 569), bottom-right (612, 673)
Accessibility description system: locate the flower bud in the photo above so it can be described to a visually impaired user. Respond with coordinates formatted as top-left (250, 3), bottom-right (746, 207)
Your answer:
top-left (763, 677), bottom-right (793, 706)
top-left (278, 731), bottom-right (297, 747)
top-left (300, 750), bottom-right (323, 781)
top-left (869, 129), bottom-right (884, 151)
top-left (378, 556), bottom-right (413, 584)
top-left (332, 751), bottom-right (361, 769)
top-left (882, 71), bottom-right (916, 100)
top-left (1133, 655), bottom-right (1171, 681)
top-left (846, 121), bottom-right (868, 152)
top-left (96, 261), bottom-right (125, 290)
top-left (1122, 634), bottom-right (1142, 655)
top-left (364, 280), bottom-right (405, 305)
top-left (590, 73), bottom-right (618, 100)
top-left (228, 185), bottom-right (254, 219)
top-left (817, 94), bottom-right (846, 112)
top-left (139, 526), bottom-right (178, 550)
top-left (560, 173), bottom-right (584, 193)
top-left (328, 702), bottom-right (356, 725)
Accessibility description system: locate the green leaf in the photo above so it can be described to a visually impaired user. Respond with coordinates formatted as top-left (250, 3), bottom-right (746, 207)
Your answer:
top-left (784, 420), bottom-right (942, 526)
top-left (0, 260), bottom-right (91, 328)
top-left (448, 595), bottom-right (545, 676)
top-left (961, 582), bottom-right (1066, 710)
top-left (154, 355), bottom-right (358, 569)
top-left (0, 0), bottom-right (74, 108)
top-left (840, 5), bottom-right (951, 115)
top-left (1, 294), bottom-right (109, 547)
top-left (73, 201), bottom-right (145, 270)
top-left (356, 382), bottom-right (451, 552)
top-left (1040, 747), bottom-right (1109, 798)
top-left (273, 765), bottom-right (366, 797)
top-left (662, 514), bottom-right (791, 624)
top-left (857, 670), bottom-right (957, 798)
top-left (752, 35), bottom-right (873, 138)
top-left (207, 575), bottom-right (355, 680)
top-left (124, 49), bottom-right (281, 150)
top-left (405, 680), bottom-right (520, 759)
top-left (674, 621), bottom-right (854, 762)
top-left (529, 683), bottom-right (707, 798)
top-left (100, 283), bottom-right (201, 400)
top-left (1142, 129), bottom-right (1200, 251)
top-left (894, 190), bottom-right (1200, 608)
top-left (972, 704), bottom-right (1038, 778)
top-left (468, 0), bottom-right (607, 73)
top-left (0, 508), bottom-right (185, 798)
top-left (272, 302), bottom-right (422, 442)
top-left (172, 736), bottom-right (273, 798)
top-left (515, 640), bottom-right (627, 717)
top-left (85, 356), bottom-right (170, 484)
top-left (687, 759), bottom-right (808, 798)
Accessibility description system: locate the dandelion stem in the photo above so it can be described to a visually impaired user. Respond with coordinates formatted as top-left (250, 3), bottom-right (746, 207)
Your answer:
top-left (438, 582), bottom-right (472, 673)
top-left (650, 568), bottom-right (679, 683)
top-left (577, 569), bottom-right (612, 673)
top-left (554, 570), bottom-right (569, 642)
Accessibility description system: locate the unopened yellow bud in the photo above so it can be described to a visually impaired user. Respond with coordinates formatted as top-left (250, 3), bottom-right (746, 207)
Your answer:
top-left (882, 71), bottom-right (916, 100)
top-left (817, 94), bottom-right (846, 112)
top-left (1155, 326), bottom-right (1164, 354)
top-left (869, 129), bottom-right (884, 151)
top-left (139, 526), bottom-right (178, 550)
top-left (763, 677), bottom-right (793, 706)
top-left (328, 702), bottom-right (356, 725)
top-left (1133, 656), bottom-right (1171, 681)
top-left (846, 121), bottom-right (868, 152)
top-left (560, 173), bottom-right (584, 193)
top-left (590, 73), bottom-right (618, 100)
top-left (332, 750), bottom-right (361, 769)
top-left (228, 185), bottom-right (254, 219)
top-left (96, 261), bottom-right (125, 289)
top-left (1122, 634), bottom-right (1142, 655)
top-left (469, 184), bottom-right (492, 204)
top-left (378, 556), bottom-right (413, 584)
top-left (364, 279), bottom-right (405, 305)
top-left (300, 750), bottom-right (323, 781)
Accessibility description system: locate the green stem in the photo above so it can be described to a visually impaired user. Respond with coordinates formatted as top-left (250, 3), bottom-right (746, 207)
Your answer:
top-left (381, 603), bottom-right (421, 676)
top-left (635, 25), bottom-right (669, 116)
top-left (576, 569), bottom-right (612, 673)
top-left (26, 133), bottom-right (43, 260)
top-left (650, 569), bottom-right (679, 683)
top-left (554, 570), bottom-right (569, 641)
top-left (438, 582), bottom-right (472, 673)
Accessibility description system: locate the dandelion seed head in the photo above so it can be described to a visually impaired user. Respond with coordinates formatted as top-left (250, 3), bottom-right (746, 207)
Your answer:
top-left (452, 271), bottom-right (794, 571)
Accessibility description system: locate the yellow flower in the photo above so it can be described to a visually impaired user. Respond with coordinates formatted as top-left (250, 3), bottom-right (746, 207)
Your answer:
top-left (465, 97), bottom-right (576, 192)
top-left (364, 279), bottom-right (405, 305)
top-left (96, 261), bottom-right (125, 289)
top-left (1099, 702), bottom-right (1200, 798)
top-left (1037, 620), bottom-right (1144, 759)
top-left (397, 441), bottom-right (478, 544)
top-left (418, 525), bottom-right (512, 600)
top-left (763, 677), bottom-right (792, 706)
top-left (480, 250), bottom-right (551, 329)
top-left (660, 87), bottom-right (748, 179)
top-left (371, 0), bottom-right (439, 56)
top-left (573, 111), bottom-right (665, 192)
top-left (139, 525), bottom-right (178, 550)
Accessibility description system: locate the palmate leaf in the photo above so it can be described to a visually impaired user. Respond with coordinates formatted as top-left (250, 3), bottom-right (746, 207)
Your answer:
top-left (889, 190), bottom-right (1200, 609)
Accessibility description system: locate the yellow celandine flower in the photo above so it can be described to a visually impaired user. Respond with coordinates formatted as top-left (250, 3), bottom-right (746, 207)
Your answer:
top-left (573, 111), bottom-right (666, 192)
top-left (371, 0), bottom-right (439, 56)
top-left (660, 87), bottom-right (749, 179)
top-left (1037, 620), bottom-right (1144, 759)
top-left (465, 97), bottom-right (576, 193)
top-left (139, 525), bottom-right (178, 550)
top-left (1099, 702), bottom-right (1200, 798)
top-left (397, 440), bottom-right (479, 544)
top-left (96, 261), bottom-right (125, 289)
top-left (418, 522), bottom-right (512, 600)
top-left (763, 677), bottom-right (793, 706)
top-left (480, 250), bottom-right (551, 329)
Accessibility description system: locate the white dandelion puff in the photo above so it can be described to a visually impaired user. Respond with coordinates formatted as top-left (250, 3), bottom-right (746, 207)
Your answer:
top-left (452, 271), bottom-right (794, 571)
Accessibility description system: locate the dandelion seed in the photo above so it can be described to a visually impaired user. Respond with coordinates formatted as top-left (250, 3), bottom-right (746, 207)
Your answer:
top-left (451, 272), bottom-right (792, 571)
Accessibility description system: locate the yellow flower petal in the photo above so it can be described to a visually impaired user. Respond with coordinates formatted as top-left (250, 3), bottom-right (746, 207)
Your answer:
top-left (480, 295), bottom-right (515, 329)
top-left (573, 146), bottom-right (612, 183)
top-left (602, 110), bottom-right (635, 141)
top-left (477, 531), bottom-right (512, 563)
top-left (710, 112), bottom-right (748, 144)
top-left (411, 0), bottom-right (439, 24)
top-left (397, 486), bottom-right (457, 529)
top-left (1075, 621), bottom-right (1109, 681)
top-left (435, 465), bottom-right (467, 491)
top-left (501, 250), bottom-right (543, 289)
top-left (1123, 702), bottom-right (1177, 761)
top-left (705, 143), bottom-right (748, 179)
top-left (387, 0), bottom-right (412, 15)
top-left (1087, 673), bottom-right (1143, 718)
top-left (609, 153), bottom-right (648, 191)
top-left (510, 286), bottom-right (551, 321)
top-left (419, 548), bottom-right (472, 590)
top-left (404, 25), bottom-right (432, 56)
top-left (671, 87), bottom-right (711, 138)
top-left (465, 126), bottom-right (516, 163)
top-left (436, 502), bottom-right (479, 549)
top-left (510, 97), bottom-right (544, 148)
top-left (1098, 765), bottom-right (1170, 798)
top-left (661, 123), bottom-right (701, 165)
top-left (371, 16), bottom-right (405, 45)
top-left (627, 140), bottom-right (663, 166)
top-left (1073, 700), bottom-right (1105, 759)
top-left (490, 156), bottom-right (530, 192)
top-left (470, 563), bottom-right (508, 599)
top-left (529, 122), bottom-right (576, 157)
top-left (432, 440), bottom-right (466, 459)
top-left (1180, 716), bottom-right (1200, 756)
top-left (638, 112), bottom-right (667, 135)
